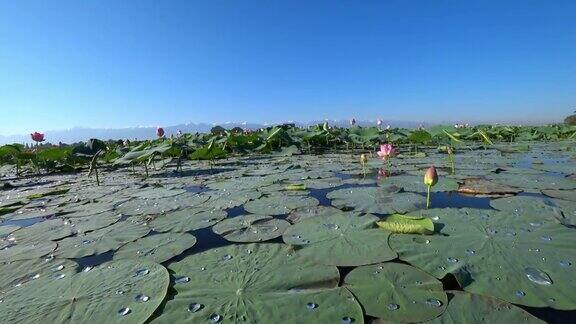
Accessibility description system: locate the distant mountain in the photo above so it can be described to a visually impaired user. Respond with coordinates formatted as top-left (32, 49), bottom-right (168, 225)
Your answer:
top-left (0, 118), bottom-right (551, 145)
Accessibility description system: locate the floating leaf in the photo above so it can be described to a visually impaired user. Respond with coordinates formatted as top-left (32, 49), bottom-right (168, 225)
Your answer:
top-left (54, 221), bottom-right (150, 258)
top-left (8, 218), bottom-right (74, 243)
top-left (287, 206), bottom-right (347, 224)
top-left (327, 187), bottom-right (426, 214)
top-left (458, 178), bottom-right (522, 196)
top-left (152, 243), bottom-right (363, 323)
top-left (424, 291), bottom-right (545, 324)
top-left (283, 213), bottom-right (397, 266)
top-left (114, 232), bottom-right (196, 263)
top-left (0, 260), bottom-right (169, 323)
top-left (389, 208), bottom-right (576, 309)
top-left (376, 214), bottom-right (434, 234)
top-left (244, 193), bottom-right (319, 215)
top-left (541, 189), bottom-right (576, 202)
top-left (344, 262), bottom-right (447, 322)
top-left (212, 214), bottom-right (289, 242)
top-left (0, 258), bottom-right (77, 297)
top-left (0, 241), bottom-right (57, 262)
top-left (149, 208), bottom-right (226, 233)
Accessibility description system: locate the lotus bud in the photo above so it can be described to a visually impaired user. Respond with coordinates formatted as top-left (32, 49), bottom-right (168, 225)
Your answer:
top-left (360, 154), bottom-right (368, 165)
top-left (424, 166), bottom-right (438, 187)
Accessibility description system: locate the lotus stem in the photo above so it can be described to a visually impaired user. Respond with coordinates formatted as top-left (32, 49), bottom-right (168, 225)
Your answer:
top-left (144, 162), bottom-right (149, 177)
top-left (426, 185), bottom-right (431, 209)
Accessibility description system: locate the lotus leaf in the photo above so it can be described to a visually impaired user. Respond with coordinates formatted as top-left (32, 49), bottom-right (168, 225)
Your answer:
top-left (114, 232), bottom-right (197, 263)
top-left (376, 214), bottom-right (434, 234)
top-left (149, 208), bottom-right (226, 233)
top-left (327, 187), bottom-right (426, 214)
top-left (212, 214), bottom-right (290, 242)
top-left (244, 193), bottom-right (319, 215)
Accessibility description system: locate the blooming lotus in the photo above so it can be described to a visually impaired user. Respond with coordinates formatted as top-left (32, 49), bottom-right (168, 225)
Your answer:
top-left (30, 132), bottom-right (45, 143)
top-left (156, 127), bottom-right (165, 138)
top-left (424, 165), bottom-right (438, 208)
top-left (377, 144), bottom-right (395, 160)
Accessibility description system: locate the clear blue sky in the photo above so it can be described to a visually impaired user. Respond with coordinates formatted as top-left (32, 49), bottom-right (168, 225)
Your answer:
top-left (1, 0), bottom-right (575, 135)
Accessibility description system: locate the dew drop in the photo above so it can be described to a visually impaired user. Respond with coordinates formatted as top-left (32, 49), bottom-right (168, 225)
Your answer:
top-left (175, 276), bottom-right (190, 284)
top-left (541, 235), bottom-right (552, 241)
top-left (188, 302), bottom-right (203, 313)
top-left (465, 249), bottom-right (476, 256)
top-left (323, 223), bottom-right (339, 230)
top-left (446, 257), bottom-right (458, 263)
top-left (515, 290), bottom-right (526, 298)
top-left (425, 298), bottom-right (443, 307)
top-left (53, 274), bottom-right (65, 280)
top-left (82, 266), bottom-right (92, 272)
top-left (134, 268), bottom-right (149, 277)
top-left (306, 302), bottom-right (318, 310)
top-left (342, 316), bottom-right (354, 324)
top-left (560, 260), bottom-right (572, 268)
top-left (524, 267), bottom-right (553, 285)
top-left (135, 294), bottom-right (150, 302)
top-left (223, 254), bottom-right (233, 261)
top-left (52, 265), bottom-right (64, 272)
top-left (116, 289), bottom-right (125, 295)
top-left (387, 303), bottom-right (399, 311)
top-left (208, 314), bottom-right (221, 323)
top-left (118, 307), bottom-right (131, 316)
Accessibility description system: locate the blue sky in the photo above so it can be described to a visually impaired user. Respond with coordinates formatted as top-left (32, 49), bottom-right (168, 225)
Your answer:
top-left (0, 0), bottom-right (575, 135)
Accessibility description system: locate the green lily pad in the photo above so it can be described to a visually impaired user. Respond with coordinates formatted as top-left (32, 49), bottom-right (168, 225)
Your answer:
top-left (344, 262), bottom-right (447, 322)
top-left (149, 208), bottom-right (226, 233)
top-left (424, 291), bottom-right (545, 324)
top-left (0, 241), bottom-right (57, 262)
top-left (25, 188), bottom-right (70, 200)
top-left (244, 193), bottom-right (319, 215)
top-left (114, 232), bottom-right (197, 263)
top-left (63, 201), bottom-right (117, 218)
top-left (203, 189), bottom-right (261, 210)
top-left (490, 195), bottom-right (573, 226)
top-left (389, 208), bottom-right (576, 309)
top-left (287, 206), bottom-right (347, 224)
top-left (541, 189), bottom-right (576, 202)
top-left (212, 215), bottom-right (290, 242)
top-left (487, 173), bottom-right (576, 192)
top-left (55, 221), bottom-right (151, 258)
top-left (0, 258), bottom-right (77, 297)
top-left (6, 207), bottom-right (61, 220)
top-left (283, 213), bottom-right (397, 266)
top-left (8, 219), bottom-right (74, 243)
top-left (0, 225), bottom-right (20, 237)
top-left (378, 175), bottom-right (459, 192)
top-left (130, 187), bottom-right (186, 199)
top-left (66, 212), bottom-right (122, 234)
top-left (0, 259), bottom-right (169, 323)
top-left (152, 243), bottom-right (364, 323)
top-left (327, 187), bottom-right (426, 214)
top-left (376, 214), bottom-right (434, 234)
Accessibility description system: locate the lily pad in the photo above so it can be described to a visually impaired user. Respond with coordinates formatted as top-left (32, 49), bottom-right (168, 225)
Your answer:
top-left (283, 213), bottom-right (397, 266)
top-left (8, 219), bottom-right (74, 243)
top-left (244, 193), bottom-right (319, 215)
top-left (152, 243), bottom-right (364, 323)
top-left (541, 189), bottom-right (576, 202)
top-left (203, 189), bottom-right (261, 210)
top-left (376, 214), bottom-right (434, 234)
top-left (0, 225), bottom-right (20, 237)
top-left (149, 208), bottom-right (227, 233)
top-left (55, 221), bottom-right (151, 258)
top-left (212, 215), bottom-right (290, 242)
top-left (327, 187), bottom-right (426, 214)
top-left (424, 291), bottom-right (545, 324)
top-left (344, 262), bottom-right (447, 322)
top-left (114, 232), bottom-right (197, 263)
top-left (0, 241), bottom-right (57, 262)
top-left (389, 208), bottom-right (576, 309)
top-left (0, 258), bottom-right (77, 297)
top-left (130, 187), bottom-right (186, 199)
top-left (490, 195), bottom-right (573, 226)
top-left (65, 212), bottom-right (122, 234)
top-left (287, 206), bottom-right (347, 224)
top-left (0, 259), bottom-right (169, 323)
top-left (487, 173), bottom-right (576, 191)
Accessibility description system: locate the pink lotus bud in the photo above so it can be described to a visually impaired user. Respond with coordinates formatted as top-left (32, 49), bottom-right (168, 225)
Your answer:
top-left (377, 168), bottom-right (389, 180)
top-left (377, 144), bottom-right (395, 159)
top-left (424, 165), bottom-right (438, 187)
top-left (30, 132), bottom-right (45, 143)
top-left (156, 127), bottom-right (165, 138)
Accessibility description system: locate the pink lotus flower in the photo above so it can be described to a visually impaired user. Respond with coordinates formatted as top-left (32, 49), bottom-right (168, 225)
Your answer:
top-left (377, 144), bottom-right (395, 160)
top-left (30, 132), bottom-right (45, 143)
top-left (156, 127), bottom-right (165, 138)
top-left (244, 128), bottom-right (253, 135)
